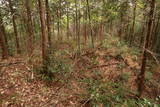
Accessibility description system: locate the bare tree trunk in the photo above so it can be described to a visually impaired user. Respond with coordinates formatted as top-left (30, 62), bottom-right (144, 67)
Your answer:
top-left (100, 0), bottom-right (105, 42)
top-left (66, 1), bottom-right (70, 40)
top-left (59, 0), bottom-right (62, 40)
top-left (38, 0), bottom-right (48, 66)
top-left (86, 0), bottom-right (94, 48)
top-left (57, 9), bottom-right (60, 40)
top-left (8, 0), bottom-right (21, 54)
top-left (137, 0), bottom-right (155, 97)
top-left (83, 5), bottom-right (87, 44)
top-left (149, 3), bottom-right (157, 48)
top-left (124, 15), bottom-right (130, 41)
top-left (153, 16), bottom-right (160, 50)
top-left (140, 18), bottom-right (146, 47)
top-left (139, 3), bottom-right (147, 48)
top-left (129, 0), bottom-right (136, 46)
top-left (0, 12), bottom-right (8, 59)
top-left (75, 0), bottom-right (80, 53)
top-left (45, 0), bottom-right (52, 48)
top-left (25, 0), bottom-right (34, 56)
top-left (119, 13), bottom-right (123, 40)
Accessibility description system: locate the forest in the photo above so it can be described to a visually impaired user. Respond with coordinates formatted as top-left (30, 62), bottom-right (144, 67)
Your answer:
top-left (0, 0), bottom-right (160, 106)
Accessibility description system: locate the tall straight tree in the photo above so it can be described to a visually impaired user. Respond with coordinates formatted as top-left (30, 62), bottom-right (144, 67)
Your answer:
top-left (129, 0), bottom-right (137, 46)
top-left (86, 0), bottom-right (94, 48)
top-left (0, 11), bottom-right (8, 59)
top-left (8, 0), bottom-right (21, 54)
top-left (137, 0), bottom-right (155, 97)
top-left (38, 0), bottom-right (48, 68)
top-left (45, 0), bottom-right (51, 48)
top-left (66, 1), bottom-right (70, 40)
top-left (75, 0), bottom-right (80, 53)
top-left (25, 0), bottom-right (33, 56)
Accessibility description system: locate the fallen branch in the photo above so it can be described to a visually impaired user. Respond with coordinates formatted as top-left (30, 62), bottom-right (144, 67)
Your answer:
top-left (145, 49), bottom-right (160, 65)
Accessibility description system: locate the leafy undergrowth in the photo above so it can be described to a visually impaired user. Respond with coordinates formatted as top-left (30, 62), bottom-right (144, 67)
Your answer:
top-left (0, 36), bottom-right (160, 107)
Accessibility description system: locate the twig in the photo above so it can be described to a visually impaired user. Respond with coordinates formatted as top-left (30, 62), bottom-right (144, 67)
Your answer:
top-left (145, 49), bottom-right (160, 65)
top-left (80, 97), bottom-right (92, 107)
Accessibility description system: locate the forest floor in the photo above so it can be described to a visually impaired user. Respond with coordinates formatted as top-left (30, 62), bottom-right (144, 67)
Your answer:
top-left (0, 36), bottom-right (160, 107)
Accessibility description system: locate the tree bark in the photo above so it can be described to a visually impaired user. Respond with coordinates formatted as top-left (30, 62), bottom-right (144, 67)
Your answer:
top-left (86, 0), bottom-right (94, 48)
top-left (25, 0), bottom-right (34, 56)
top-left (75, 0), bottom-right (80, 53)
top-left (0, 11), bottom-right (8, 59)
top-left (38, 0), bottom-right (48, 66)
top-left (8, 0), bottom-right (21, 54)
top-left (45, 0), bottom-right (52, 48)
top-left (137, 0), bottom-right (155, 97)
top-left (129, 0), bottom-right (137, 46)
top-left (66, 1), bottom-right (70, 40)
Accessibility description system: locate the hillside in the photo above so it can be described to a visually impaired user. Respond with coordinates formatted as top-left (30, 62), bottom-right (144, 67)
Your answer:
top-left (0, 36), bottom-right (159, 107)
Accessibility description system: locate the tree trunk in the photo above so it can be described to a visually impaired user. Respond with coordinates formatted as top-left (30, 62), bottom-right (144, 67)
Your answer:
top-left (57, 9), bottom-right (60, 40)
top-left (0, 12), bottom-right (8, 59)
top-left (83, 8), bottom-right (87, 44)
top-left (66, 1), bottom-right (70, 40)
top-left (75, 0), bottom-right (80, 53)
top-left (8, 0), bottom-right (21, 54)
top-left (25, 0), bottom-right (34, 56)
top-left (137, 0), bottom-right (155, 97)
top-left (129, 0), bottom-right (136, 46)
top-left (86, 0), bottom-right (94, 48)
top-left (38, 0), bottom-right (48, 66)
top-left (45, 0), bottom-right (52, 48)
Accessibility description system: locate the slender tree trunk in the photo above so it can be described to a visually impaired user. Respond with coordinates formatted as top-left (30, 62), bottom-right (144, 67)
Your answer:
top-left (119, 13), bottom-right (123, 40)
top-left (59, 0), bottom-right (62, 40)
top-left (139, 3), bottom-right (147, 48)
top-left (38, 0), bottom-right (48, 67)
top-left (66, 2), bottom-right (70, 40)
top-left (86, 0), bottom-right (94, 48)
top-left (83, 5), bottom-right (87, 44)
top-left (137, 0), bottom-right (155, 97)
top-left (149, 4), bottom-right (157, 48)
top-left (0, 12), bottom-right (8, 59)
top-left (75, 0), bottom-right (80, 53)
top-left (140, 18), bottom-right (146, 47)
top-left (153, 15), bottom-right (160, 52)
top-left (45, 0), bottom-right (52, 48)
top-left (8, 0), bottom-right (21, 54)
top-left (57, 9), bottom-right (60, 40)
top-left (101, 0), bottom-right (105, 41)
top-left (25, 0), bottom-right (34, 56)
top-left (124, 16), bottom-right (130, 41)
top-left (52, 15), bottom-right (55, 41)
top-left (66, 1), bottom-right (70, 40)
top-left (78, 1), bottom-right (81, 42)
top-left (130, 0), bottom-right (137, 46)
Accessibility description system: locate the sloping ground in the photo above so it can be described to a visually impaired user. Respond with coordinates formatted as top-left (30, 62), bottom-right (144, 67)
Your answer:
top-left (0, 56), bottom-right (82, 107)
top-left (0, 36), bottom-right (159, 107)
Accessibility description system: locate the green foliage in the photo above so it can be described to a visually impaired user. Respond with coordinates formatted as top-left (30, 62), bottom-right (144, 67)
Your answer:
top-left (102, 35), bottom-right (140, 58)
top-left (145, 72), bottom-right (153, 81)
top-left (79, 78), bottom-right (130, 106)
top-left (117, 63), bottom-right (126, 69)
top-left (32, 54), bottom-right (71, 81)
top-left (47, 55), bottom-right (70, 74)
top-left (119, 72), bottom-right (130, 83)
top-left (122, 98), bottom-right (160, 107)
top-left (79, 77), bottom-right (159, 107)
